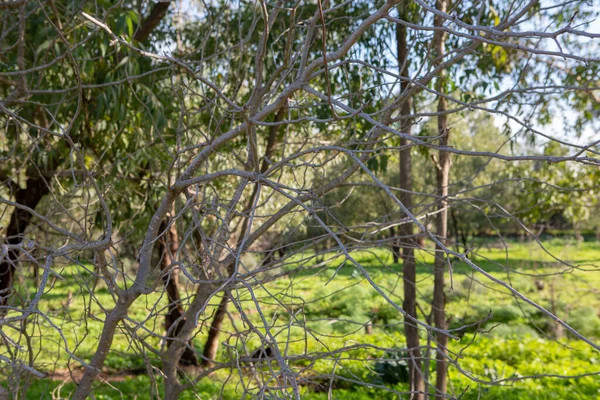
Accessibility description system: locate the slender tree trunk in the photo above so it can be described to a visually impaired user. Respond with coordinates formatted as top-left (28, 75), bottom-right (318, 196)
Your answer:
top-left (423, 311), bottom-right (434, 400)
top-left (201, 293), bottom-right (229, 367)
top-left (432, 104), bottom-right (450, 400)
top-left (163, 281), bottom-right (216, 400)
top-left (400, 148), bottom-right (425, 399)
top-left (159, 221), bottom-right (199, 367)
top-left (432, 1), bottom-right (450, 396)
top-left (0, 176), bottom-right (51, 313)
top-left (390, 226), bottom-right (399, 264)
top-left (396, 11), bottom-right (425, 400)
top-left (549, 282), bottom-right (564, 339)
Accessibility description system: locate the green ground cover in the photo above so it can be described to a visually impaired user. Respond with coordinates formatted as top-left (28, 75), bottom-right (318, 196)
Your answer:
top-left (6, 238), bottom-right (600, 398)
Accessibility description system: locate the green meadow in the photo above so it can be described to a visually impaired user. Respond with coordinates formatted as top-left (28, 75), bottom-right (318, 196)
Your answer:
top-left (9, 238), bottom-right (600, 399)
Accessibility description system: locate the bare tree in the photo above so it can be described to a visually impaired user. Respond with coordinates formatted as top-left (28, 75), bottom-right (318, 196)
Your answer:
top-left (1, 0), bottom-right (599, 399)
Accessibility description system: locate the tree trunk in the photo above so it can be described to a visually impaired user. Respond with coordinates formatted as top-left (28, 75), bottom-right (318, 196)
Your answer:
top-left (133, 1), bottom-right (171, 43)
top-left (396, 10), bottom-right (425, 399)
top-left (432, 109), bottom-right (450, 400)
top-left (159, 221), bottom-right (199, 367)
top-left (0, 176), bottom-right (50, 313)
top-left (162, 280), bottom-right (216, 400)
top-left (432, 0), bottom-right (450, 396)
top-left (365, 320), bottom-right (373, 335)
top-left (72, 297), bottom-right (134, 400)
top-left (390, 225), bottom-right (399, 264)
top-left (201, 293), bottom-right (230, 367)
top-left (549, 282), bottom-right (564, 339)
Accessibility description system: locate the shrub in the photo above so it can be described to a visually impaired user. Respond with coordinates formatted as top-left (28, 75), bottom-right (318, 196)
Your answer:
top-left (305, 285), bottom-right (373, 319)
top-left (485, 323), bottom-right (540, 338)
top-left (372, 349), bottom-right (409, 385)
top-left (492, 305), bottom-right (523, 323)
top-left (567, 307), bottom-right (600, 338)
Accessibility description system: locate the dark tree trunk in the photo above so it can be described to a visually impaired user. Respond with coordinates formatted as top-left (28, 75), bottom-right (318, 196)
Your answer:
top-left (159, 221), bottom-right (199, 367)
top-left (134, 2), bottom-right (171, 43)
top-left (390, 226), bottom-right (399, 264)
top-left (396, 10), bottom-right (425, 399)
top-left (432, 0), bottom-right (450, 395)
top-left (0, 175), bottom-right (50, 312)
top-left (201, 293), bottom-right (229, 368)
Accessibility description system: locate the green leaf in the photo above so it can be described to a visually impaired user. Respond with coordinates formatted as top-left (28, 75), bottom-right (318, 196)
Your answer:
top-left (115, 56), bottom-right (129, 70)
top-left (126, 16), bottom-right (134, 39)
top-left (36, 39), bottom-right (54, 55)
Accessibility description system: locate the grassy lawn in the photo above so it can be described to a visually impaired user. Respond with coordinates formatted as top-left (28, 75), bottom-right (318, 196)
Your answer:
top-left (5, 238), bottom-right (600, 399)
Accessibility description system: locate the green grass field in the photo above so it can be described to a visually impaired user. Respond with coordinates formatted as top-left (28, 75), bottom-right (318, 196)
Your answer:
top-left (6, 238), bottom-right (600, 399)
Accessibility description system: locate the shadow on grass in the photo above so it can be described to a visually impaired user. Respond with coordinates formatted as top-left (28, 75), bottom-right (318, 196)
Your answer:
top-left (288, 257), bottom-right (568, 279)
